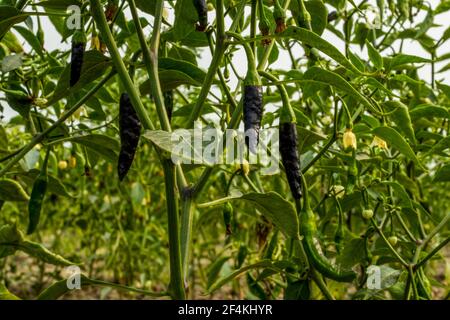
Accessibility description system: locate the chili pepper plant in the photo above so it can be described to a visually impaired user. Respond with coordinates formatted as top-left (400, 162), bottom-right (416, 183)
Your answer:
top-left (0, 0), bottom-right (449, 300)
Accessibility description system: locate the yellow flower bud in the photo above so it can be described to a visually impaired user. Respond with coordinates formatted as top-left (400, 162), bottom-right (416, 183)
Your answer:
top-left (331, 185), bottom-right (345, 198)
top-left (69, 156), bottom-right (77, 168)
top-left (58, 160), bottom-right (68, 170)
top-left (371, 136), bottom-right (387, 149)
top-left (91, 36), bottom-right (101, 51)
top-left (235, 159), bottom-right (250, 176)
top-left (343, 128), bottom-right (357, 150)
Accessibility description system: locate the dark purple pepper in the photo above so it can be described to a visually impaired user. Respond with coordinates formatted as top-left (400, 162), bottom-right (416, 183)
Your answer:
top-left (70, 42), bottom-right (85, 87)
top-left (279, 122), bottom-right (302, 199)
top-left (118, 93), bottom-right (142, 181)
top-left (243, 85), bottom-right (263, 153)
top-left (193, 0), bottom-right (208, 31)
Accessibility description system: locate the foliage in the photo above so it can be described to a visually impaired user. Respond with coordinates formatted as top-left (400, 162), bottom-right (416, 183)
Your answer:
top-left (0, 0), bottom-right (449, 300)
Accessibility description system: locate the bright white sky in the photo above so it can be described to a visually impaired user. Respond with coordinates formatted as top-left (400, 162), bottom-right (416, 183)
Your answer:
top-left (1, 0), bottom-right (449, 120)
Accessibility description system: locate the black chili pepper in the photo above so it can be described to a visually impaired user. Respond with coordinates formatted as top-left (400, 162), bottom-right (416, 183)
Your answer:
top-left (70, 34), bottom-right (85, 87)
top-left (243, 85), bottom-right (263, 153)
top-left (279, 122), bottom-right (302, 199)
top-left (118, 93), bottom-right (142, 181)
top-left (193, 0), bottom-right (208, 32)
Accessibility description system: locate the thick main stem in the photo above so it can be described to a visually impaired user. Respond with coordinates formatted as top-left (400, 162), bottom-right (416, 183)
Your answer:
top-left (162, 160), bottom-right (185, 299)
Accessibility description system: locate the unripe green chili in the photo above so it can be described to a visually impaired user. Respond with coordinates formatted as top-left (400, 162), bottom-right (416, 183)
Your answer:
top-left (117, 93), bottom-right (142, 181)
top-left (27, 149), bottom-right (50, 235)
top-left (193, 0), bottom-right (208, 31)
top-left (300, 175), bottom-right (357, 282)
top-left (222, 202), bottom-right (233, 236)
top-left (70, 30), bottom-right (86, 87)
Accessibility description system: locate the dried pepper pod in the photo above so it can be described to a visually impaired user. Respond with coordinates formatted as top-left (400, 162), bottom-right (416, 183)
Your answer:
top-left (105, 0), bottom-right (119, 22)
top-left (258, 0), bottom-right (272, 45)
top-left (193, 0), bottom-right (208, 31)
top-left (300, 176), bottom-right (357, 282)
top-left (118, 93), bottom-right (142, 181)
top-left (70, 30), bottom-right (86, 87)
top-left (163, 90), bottom-right (174, 122)
top-left (27, 149), bottom-right (50, 235)
top-left (273, 0), bottom-right (286, 34)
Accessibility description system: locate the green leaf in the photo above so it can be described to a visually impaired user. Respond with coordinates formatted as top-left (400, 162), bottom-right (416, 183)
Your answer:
top-left (207, 260), bottom-right (278, 294)
top-left (435, 0), bottom-right (450, 14)
top-left (301, 67), bottom-right (375, 112)
top-left (0, 283), bottom-right (20, 300)
top-left (0, 178), bottom-right (29, 201)
top-left (436, 81), bottom-right (450, 100)
top-left (207, 256), bottom-right (230, 289)
top-left (134, 0), bottom-right (156, 15)
top-left (337, 237), bottom-right (366, 269)
top-left (383, 101), bottom-right (416, 144)
top-left (239, 192), bottom-right (299, 239)
top-left (304, 0), bottom-right (328, 35)
top-left (171, 0), bottom-right (197, 41)
top-left (140, 70), bottom-right (202, 93)
top-left (427, 136), bottom-right (450, 156)
top-left (433, 163), bottom-right (450, 182)
top-left (13, 25), bottom-right (44, 57)
top-left (410, 104), bottom-right (450, 120)
top-left (0, 6), bottom-right (28, 40)
top-left (372, 126), bottom-right (422, 167)
top-left (70, 134), bottom-right (120, 163)
top-left (0, 224), bottom-right (23, 258)
top-left (387, 54), bottom-right (430, 70)
top-left (197, 191), bottom-right (299, 238)
top-left (159, 57), bottom-right (206, 83)
top-left (297, 126), bottom-right (327, 152)
top-left (50, 51), bottom-right (112, 104)
top-left (17, 169), bottom-right (75, 198)
top-left (277, 26), bottom-right (361, 74)
top-left (415, 7), bottom-right (434, 39)
top-left (366, 40), bottom-right (383, 70)
top-left (381, 181), bottom-right (413, 208)
top-left (284, 280), bottom-right (310, 300)
top-left (19, 240), bottom-right (75, 266)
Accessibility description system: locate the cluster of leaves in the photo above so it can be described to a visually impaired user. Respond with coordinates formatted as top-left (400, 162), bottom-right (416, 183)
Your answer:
top-left (0, 0), bottom-right (449, 300)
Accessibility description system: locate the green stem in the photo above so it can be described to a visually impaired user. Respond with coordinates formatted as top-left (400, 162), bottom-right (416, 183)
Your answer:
top-left (370, 218), bottom-right (409, 267)
top-left (250, 0), bottom-right (257, 54)
top-left (162, 160), bottom-right (185, 299)
top-left (416, 236), bottom-right (450, 269)
top-left (310, 268), bottom-right (335, 300)
top-left (90, 0), bottom-right (155, 131)
top-left (187, 0), bottom-right (226, 126)
top-left (0, 71), bottom-right (114, 178)
top-left (180, 192), bottom-right (195, 287)
top-left (128, 0), bottom-right (171, 132)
